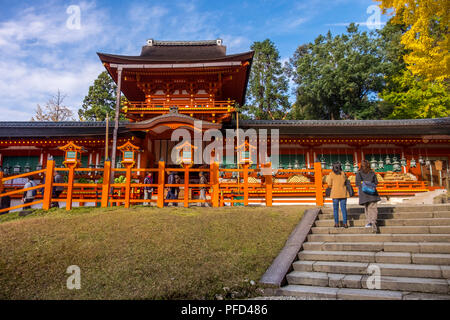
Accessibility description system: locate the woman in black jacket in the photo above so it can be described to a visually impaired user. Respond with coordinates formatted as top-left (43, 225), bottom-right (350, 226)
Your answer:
top-left (356, 160), bottom-right (381, 233)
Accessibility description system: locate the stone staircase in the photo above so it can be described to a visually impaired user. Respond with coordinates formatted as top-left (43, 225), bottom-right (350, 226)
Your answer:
top-left (279, 204), bottom-right (450, 300)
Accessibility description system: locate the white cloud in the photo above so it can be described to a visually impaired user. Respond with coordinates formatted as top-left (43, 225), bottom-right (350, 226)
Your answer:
top-left (0, 1), bottom-right (254, 121)
top-left (0, 1), bottom-right (115, 120)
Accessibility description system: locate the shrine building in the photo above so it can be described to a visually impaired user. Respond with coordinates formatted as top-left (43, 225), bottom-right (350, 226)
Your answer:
top-left (0, 39), bottom-right (449, 204)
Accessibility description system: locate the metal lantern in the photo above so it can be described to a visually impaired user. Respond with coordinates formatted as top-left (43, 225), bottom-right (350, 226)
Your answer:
top-left (378, 158), bottom-right (384, 169)
top-left (392, 157), bottom-right (400, 172)
top-left (344, 160), bottom-right (351, 172)
top-left (400, 156), bottom-right (407, 167)
top-left (301, 162), bottom-right (307, 170)
top-left (24, 163), bottom-right (31, 173)
top-left (353, 162), bottom-right (358, 173)
top-left (4, 163), bottom-right (10, 175)
top-left (294, 160), bottom-right (299, 169)
top-left (320, 156), bottom-right (326, 169)
top-left (425, 159), bottom-right (431, 166)
top-left (287, 162), bottom-right (293, 170)
top-left (410, 157), bottom-right (417, 168)
top-left (418, 155), bottom-right (424, 165)
top-left (370, 156), bottom-right (377, 170)
top-left (13, 163), bottom-right (21, 174)
top-left (328, 163), bottom-right (333, 170)
top-left (385, 155), bottom-right (391, 165)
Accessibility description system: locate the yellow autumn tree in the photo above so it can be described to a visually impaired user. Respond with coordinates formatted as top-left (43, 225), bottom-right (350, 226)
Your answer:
top-left (377, 0), bottom-right (449, 81)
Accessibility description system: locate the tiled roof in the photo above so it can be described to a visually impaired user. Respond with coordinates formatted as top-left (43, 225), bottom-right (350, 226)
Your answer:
top-left (0, 121), bottom-right (129, 137)
top-left (236, 117), bottom-right (450, 127)
top-left (228, 117), bottom-right (450, 136)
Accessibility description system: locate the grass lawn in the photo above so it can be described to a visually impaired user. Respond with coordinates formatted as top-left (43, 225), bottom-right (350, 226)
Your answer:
top-left (0, 205), bottom-right (308, 299)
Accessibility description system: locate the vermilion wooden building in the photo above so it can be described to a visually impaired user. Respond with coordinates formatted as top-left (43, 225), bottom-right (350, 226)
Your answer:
top-left (0, 39), bottom-right (449, 202)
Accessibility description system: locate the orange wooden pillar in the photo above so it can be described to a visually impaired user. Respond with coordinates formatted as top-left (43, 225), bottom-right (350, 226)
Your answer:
top-left (42, 160), bottom-right (55, 210)
top-left (243, 163), bottom-right (249, 206)
top-left (65, 164), bottom-right (76, 211)
top-left (264, 163), bottom-right (273, 207)
top-left (314, 161), bottom-right (324, 206)
top-left (183, 164), bottom-right (190, 208)
top-left (211, 162), bottom-right (219, 207)
top-left (124, 164), bottom-right (132, 208)
top-left (101, 161), bottom-right (111, 208)
top-left (157, 161), bottom-right (165, 208)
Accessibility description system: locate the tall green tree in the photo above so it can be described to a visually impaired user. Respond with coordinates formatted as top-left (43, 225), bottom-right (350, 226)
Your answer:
top-left (243, 39), bottom-right (290, 120)
top-left (287, 24), bottom-right (388, 120)
top-left (378, 19), bottom-right (450, 119)
top-left (381, 70), bottom-right (450, 119)
top-left (78, 71), bottom-right (126, 121)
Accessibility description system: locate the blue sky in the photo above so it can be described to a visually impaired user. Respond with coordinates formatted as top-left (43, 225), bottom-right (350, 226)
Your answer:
top-left (0, 0), bottom-right (388, 120)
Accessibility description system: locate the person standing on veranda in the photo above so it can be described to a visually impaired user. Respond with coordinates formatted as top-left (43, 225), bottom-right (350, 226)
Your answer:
top-left (52, 170), bottom-right (64, 208)
top-left (326, 162), bottom-right (350, 228)
top-left (143, 172), bottom-right (153, 206)
top-left (198, 172), bottom-right (208, 207)
top-left (22, 176), bottom-right (36, 210)
top-left (165, 172), bottom-right (176, 207)
top-left (356, 160), bottom-right (381, 233)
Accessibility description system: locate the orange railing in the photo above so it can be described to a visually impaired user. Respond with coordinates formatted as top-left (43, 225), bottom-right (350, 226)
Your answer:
top-left (0, 161), bottom-right (438, 214)
top-left (125, 100), bottom-right (235, 113)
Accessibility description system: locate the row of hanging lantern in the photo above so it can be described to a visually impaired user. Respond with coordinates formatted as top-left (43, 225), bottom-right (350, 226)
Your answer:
top-left (320, 153), bottom-right (358, 172)
top-left (1, 162), bottom-right (40, 175)
top-left (317, 148), bottom-right (421, 173)
top-left (0, 159), bottom-right (107, 176)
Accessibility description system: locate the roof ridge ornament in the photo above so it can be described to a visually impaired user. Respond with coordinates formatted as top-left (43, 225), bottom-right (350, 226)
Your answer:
top-left (146, 39), bottom-right (223, 47)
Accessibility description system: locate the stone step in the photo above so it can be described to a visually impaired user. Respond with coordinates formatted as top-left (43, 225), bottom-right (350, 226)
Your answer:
top-left (298, 250), bottom-right (450, 265)
top-left (311, 226), bottom-right (450, 234)
top-left (320, 205), bottom-right (450, 215)
top-left (293, 260), bottom-right (450, 279)
top-left (361, 276), bottom-right (449, 294)
top-left (307, 233), bottom-right (450, 243)
top-left (314, 218), bottom-right (450, 227)
top-left (286, 271), bottom-right (450, 294)
top-left (302, 241), bottom-right (450, 254)
top-left (279, 285), bottom-right (450, 300)
top-left (318, 211), bottom-right (450, 220)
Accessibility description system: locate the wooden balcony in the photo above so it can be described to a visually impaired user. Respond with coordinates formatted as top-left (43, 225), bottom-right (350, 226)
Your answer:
top-left (123, 100), bottom-right (236, 123)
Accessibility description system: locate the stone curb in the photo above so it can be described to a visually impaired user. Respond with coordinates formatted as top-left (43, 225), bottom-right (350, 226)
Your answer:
top-left (259, 207), bottom-right (320, 292)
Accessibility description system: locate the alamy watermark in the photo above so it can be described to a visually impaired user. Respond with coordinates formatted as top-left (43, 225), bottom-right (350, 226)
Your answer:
top-left (66, 265), bottom-right (81, 290)
top-left (66, 5), bottom-right (81, 30)
top-left (366, 5), bottom-right (383, 30)
top-left (366, 265), bottom-right (381, 290)
top-left (170, 121), bottom-right (280, 174)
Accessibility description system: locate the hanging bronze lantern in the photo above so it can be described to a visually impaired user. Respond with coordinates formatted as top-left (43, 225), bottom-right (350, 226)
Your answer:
top-left (344, 160), bottom-right (351, 172)
top-left (385, 154), bottom-right (391, 165)
top-left (418, 155), bottom-right (424, 165)
top-left (370, 156), bottom-right (377, 170)
top-left (400, 153), bottom-right (407, 167)
top-left (320, 156), bottom-right (326, 169)
top-left (392, 156), bottom-right (400, 171)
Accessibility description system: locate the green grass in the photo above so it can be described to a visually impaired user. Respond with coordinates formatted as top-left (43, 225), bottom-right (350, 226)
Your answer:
top-left (0, 205), bottom-right (308, 299)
